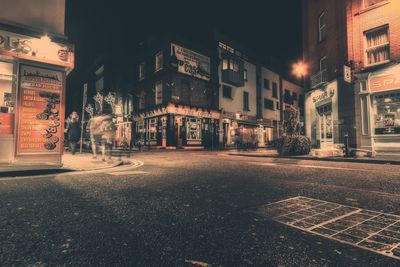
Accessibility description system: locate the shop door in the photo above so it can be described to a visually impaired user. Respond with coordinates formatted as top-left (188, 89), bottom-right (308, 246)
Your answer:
top-left (318, 105), bottom-right (333, 148)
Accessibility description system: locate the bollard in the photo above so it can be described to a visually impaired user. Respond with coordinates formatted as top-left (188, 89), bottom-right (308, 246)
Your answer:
top-left (344, 133), bottom-right (350, 157)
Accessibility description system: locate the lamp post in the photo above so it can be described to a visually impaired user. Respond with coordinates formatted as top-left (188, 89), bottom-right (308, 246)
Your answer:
top-left (291, 61), bottom-right (308, 135)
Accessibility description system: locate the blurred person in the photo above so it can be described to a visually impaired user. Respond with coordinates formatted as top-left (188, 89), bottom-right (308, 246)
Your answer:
top-left (65, 111), bottom-right (80, 155)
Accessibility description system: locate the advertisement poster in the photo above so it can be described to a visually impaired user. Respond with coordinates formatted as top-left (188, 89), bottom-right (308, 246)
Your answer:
top-left (171, 43), bottom-right (210, 81)
top-left (16, 65), bottom-right (63, 155)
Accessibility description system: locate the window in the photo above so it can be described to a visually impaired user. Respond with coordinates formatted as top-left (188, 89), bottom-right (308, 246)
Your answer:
top-left (372, 93), bottom-right (400, 134)
top-left (364, 0), bottom-right (386, 8)
top-left (139, 62), bottom-right (145, 80)
top-left (276, 102), bottom-right (280, 110)
top-left (272, 82), bottom-right (278, 98)
top-left (244, 69), bottom-right (248, 81)
top-left (155, 52), bottom-right (163, 72)
top-left (147, 118), bottom-right (158, 140)
top-left (365, 26), bottom-right (390, 66)
top-left (155, 81), bottom-right (163, 105)
top-left (243, 91), bottom-right (249, 111)
top-left (187, 118), bottom-right (201, 141)
top-left (264, 98), bottom-right (274, 110)
top-left (138, 91), bottom-right (145, 110)
top-left (222, 58), bottom-right (239, 72)
top-left (361, 96), bottom-right (369, 135)
top-left (292, 92), bottom-right (298, 101)
top-left (0, 61), bottom-right (14, 135)
top-left (222, 85), bottom-right (232, 98)
top-left (318, 11), bottom-right (326, 42)
top-left (263, 78), bottom-right (270, 89)
top-left (319, 56), bottom-right (327, 71)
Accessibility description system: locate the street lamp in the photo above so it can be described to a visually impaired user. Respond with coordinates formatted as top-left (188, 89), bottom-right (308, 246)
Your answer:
top-left (292, 61), bottom-right (308, 79)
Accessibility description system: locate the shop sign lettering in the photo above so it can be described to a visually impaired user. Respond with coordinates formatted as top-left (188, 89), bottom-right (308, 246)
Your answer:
top-left (312, 88), bottom-right (335, 103)
top-left (370, 73), bottom-right (400, 92)
top-left (0, 30), bottom-right (73, 67)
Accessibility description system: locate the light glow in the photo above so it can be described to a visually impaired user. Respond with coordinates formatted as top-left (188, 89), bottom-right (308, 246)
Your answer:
top-left (292, 61), bottom-right (308, 78)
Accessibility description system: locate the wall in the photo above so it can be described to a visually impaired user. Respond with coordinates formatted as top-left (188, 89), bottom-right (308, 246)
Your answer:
top-left (219, 60), bottom-right (257, 117)
top-left (0, 0), bottom-right (65, 35)
top-left (260, 67), bottom-right (280, 122)
top-left (347, 0), bottom-right (400, 72)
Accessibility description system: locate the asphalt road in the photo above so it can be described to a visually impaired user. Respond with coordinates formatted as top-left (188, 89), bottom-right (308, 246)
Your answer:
top-left (1, 151), bottom-right (400, 266)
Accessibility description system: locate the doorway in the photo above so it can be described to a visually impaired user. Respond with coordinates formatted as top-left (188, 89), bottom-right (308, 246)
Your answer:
top-left (317, 104), bottom-right (333, 148)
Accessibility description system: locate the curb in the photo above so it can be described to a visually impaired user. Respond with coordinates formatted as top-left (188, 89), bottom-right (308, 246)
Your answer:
top-left (228, 153), bottom-right (400, 165)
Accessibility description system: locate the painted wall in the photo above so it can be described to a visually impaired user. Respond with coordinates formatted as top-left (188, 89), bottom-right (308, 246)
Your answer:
top-left (0, 0), bottom-right (65, 35)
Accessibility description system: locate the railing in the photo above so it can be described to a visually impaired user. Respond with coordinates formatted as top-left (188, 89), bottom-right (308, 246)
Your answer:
top-left (311, 69), bottom-right (328, 89)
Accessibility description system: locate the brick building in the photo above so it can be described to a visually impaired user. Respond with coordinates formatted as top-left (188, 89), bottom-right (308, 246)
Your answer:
top-left (302, 0), bottom-right (357, 150)
top-left (347, 0), bottom-right (400, 153)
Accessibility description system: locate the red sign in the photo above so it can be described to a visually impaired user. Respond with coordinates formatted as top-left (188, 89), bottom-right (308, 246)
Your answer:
top-left (370, 73), bottom-right (400, 92)
top-left (0, 113), bottom-right (14, 134)
top-left (16, 66), bottom-right (63, 155)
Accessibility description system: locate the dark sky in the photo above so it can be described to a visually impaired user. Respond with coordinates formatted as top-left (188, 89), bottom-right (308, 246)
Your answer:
top-left (65, 0), bottom-right (302, 112)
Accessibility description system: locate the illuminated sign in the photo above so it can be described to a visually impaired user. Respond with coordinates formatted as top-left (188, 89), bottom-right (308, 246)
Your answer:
top-left (312, 88), bottom-right (335, 103)
top-left (16, 66), bottom-right (63, 155)
top-left (0, 30), bottom-right (74, 68)
top-left (370, 73), bottom-right (400, 92)
top-left (171, 43), bottom-right (210, 81)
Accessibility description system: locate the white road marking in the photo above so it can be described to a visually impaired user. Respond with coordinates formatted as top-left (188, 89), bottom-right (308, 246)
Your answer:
top-left (249, 161), bottom-right (360, 171)
top-left (108, 171), bottom-right (148, 176)
top-left (297, 165), bottom-right (355, 171)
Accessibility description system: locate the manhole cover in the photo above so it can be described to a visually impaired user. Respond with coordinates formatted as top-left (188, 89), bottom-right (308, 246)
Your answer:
top-left (257, 196), bottom-right (400, 260)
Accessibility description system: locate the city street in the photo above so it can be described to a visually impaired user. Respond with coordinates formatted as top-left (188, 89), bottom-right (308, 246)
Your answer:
top-left (1, 151), bottom-right (400, 266)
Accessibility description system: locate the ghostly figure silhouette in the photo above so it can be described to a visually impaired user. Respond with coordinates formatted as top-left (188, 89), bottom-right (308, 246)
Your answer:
top-left (87, 114), bottom-right (116, 161)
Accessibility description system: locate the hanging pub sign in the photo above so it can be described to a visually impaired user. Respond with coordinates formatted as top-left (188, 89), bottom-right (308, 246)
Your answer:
top-left (0, 30), bottom-right (74, 68)
top-left (171, 43), bottom-right (210, 81)
top-left (16, 65), bottom-right (64, 155)
top-left (344, 65), bottom-right (352, 83)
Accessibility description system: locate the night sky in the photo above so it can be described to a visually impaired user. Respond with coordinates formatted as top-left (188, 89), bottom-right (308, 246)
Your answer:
top-left (65, 0), bottom-right (302, 113)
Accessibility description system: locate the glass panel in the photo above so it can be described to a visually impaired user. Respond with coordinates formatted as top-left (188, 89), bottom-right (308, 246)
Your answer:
top-left (0, 61), bottom-right (14, 135)
top-left (187, 118), bottom-right (201, 141)
top-left (325, 113), bottom-right (332, 139)
top-left (373, 92), bottom-right (400, 134)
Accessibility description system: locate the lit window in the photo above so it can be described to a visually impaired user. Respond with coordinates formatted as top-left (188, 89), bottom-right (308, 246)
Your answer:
top-left (139, 62), bottom-right (145, 80)
top-left (155, 52), bottom-right (163, 72)
top-left (229, 59), bottom-right (239, 72)
top-left (244, 69), bottom-right (248, 81)
top-left (155, 81), bottom-right (163, 105)
top-left (364, 0), bottom-right (386, 8)
top-left (365, 26), bottom-right (390, 66)
top-left (222, 58), bottom-right (229, 70)
top-left (318, 11), bottom-right (326, 42)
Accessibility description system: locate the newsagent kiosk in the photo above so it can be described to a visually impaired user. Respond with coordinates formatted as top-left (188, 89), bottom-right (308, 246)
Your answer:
top-left (0, 26), bottom-right (74, 167)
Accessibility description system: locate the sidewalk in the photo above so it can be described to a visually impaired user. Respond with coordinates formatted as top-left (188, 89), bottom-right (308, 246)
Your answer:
top-left (229, 149), bottom-right (400, 165)
top-left (0, 152), bottom-right (125, 177)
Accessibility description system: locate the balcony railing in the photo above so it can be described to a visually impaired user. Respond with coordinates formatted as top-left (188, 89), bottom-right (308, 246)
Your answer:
top-left (311, 69), bottom-right (328, 89)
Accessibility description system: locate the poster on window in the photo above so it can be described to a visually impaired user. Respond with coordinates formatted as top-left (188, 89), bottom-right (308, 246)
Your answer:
top-left (171, 43), bottom-right (210, 81)
top-left (16, 65), bottom-right (63, 155)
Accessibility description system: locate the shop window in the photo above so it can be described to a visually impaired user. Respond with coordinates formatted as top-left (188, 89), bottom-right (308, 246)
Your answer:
top-left (155, 52), bottom-right (163, 72)
top-left (272, 82), bottom-right (278, 98)
top-left (147, 118), bottom-right (158, 140)
top-left (243, 91), bottom-right (250, 111)
top-left (187, 118), bottom-right (201, 141)
top-left (155, 81), bottom-right (163, 105)
top-left (264, 98), bottom-right (274, 110)
top-left (318, 11), bottom-right (326, 42)
top-left (264, 78), bottom-right (270, 89)
top-left (373, 93), bottom-right (400, 134)
top-left (139, 62), bottom-right (145, 80)
top-left (0, 62), bottom-right (14, 135)
top-left (222, 85), bottom-right (232, 98)
top-left (365, 25), bottom-right (390, 66)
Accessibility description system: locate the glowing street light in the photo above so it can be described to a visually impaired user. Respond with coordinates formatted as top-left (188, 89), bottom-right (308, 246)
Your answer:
top-left (292, 61), bottom-right (308, 79)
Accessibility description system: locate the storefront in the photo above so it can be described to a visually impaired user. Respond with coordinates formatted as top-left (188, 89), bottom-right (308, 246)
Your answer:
top-left (356, 64), bottom-right (400, 153)
top-left (0, 28), bottom-right (74, 166)
top-left (305, 80), bottom-right (339, 148)
top-left (134, 103), bottom-right (220, 149)
top-left (220, 111), bottom-right (266, 147)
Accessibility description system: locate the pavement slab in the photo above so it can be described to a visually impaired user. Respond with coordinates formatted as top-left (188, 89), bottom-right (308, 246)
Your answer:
top-left (256, 196), bottom-right (400, 260)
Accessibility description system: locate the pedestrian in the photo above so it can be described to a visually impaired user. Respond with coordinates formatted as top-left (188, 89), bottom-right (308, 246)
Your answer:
top-left (65, 111), bottom-right (80, 155)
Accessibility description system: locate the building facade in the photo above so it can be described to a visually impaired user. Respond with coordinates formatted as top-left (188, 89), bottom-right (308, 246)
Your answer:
top-left (302, 0), bottom-right (357, 149)
top-left (133, 34), bottom-right (220, 149)
top-left (347, 0), bottom-right (400, 153)
top-left (0, 0), bottom-right (74, 166)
